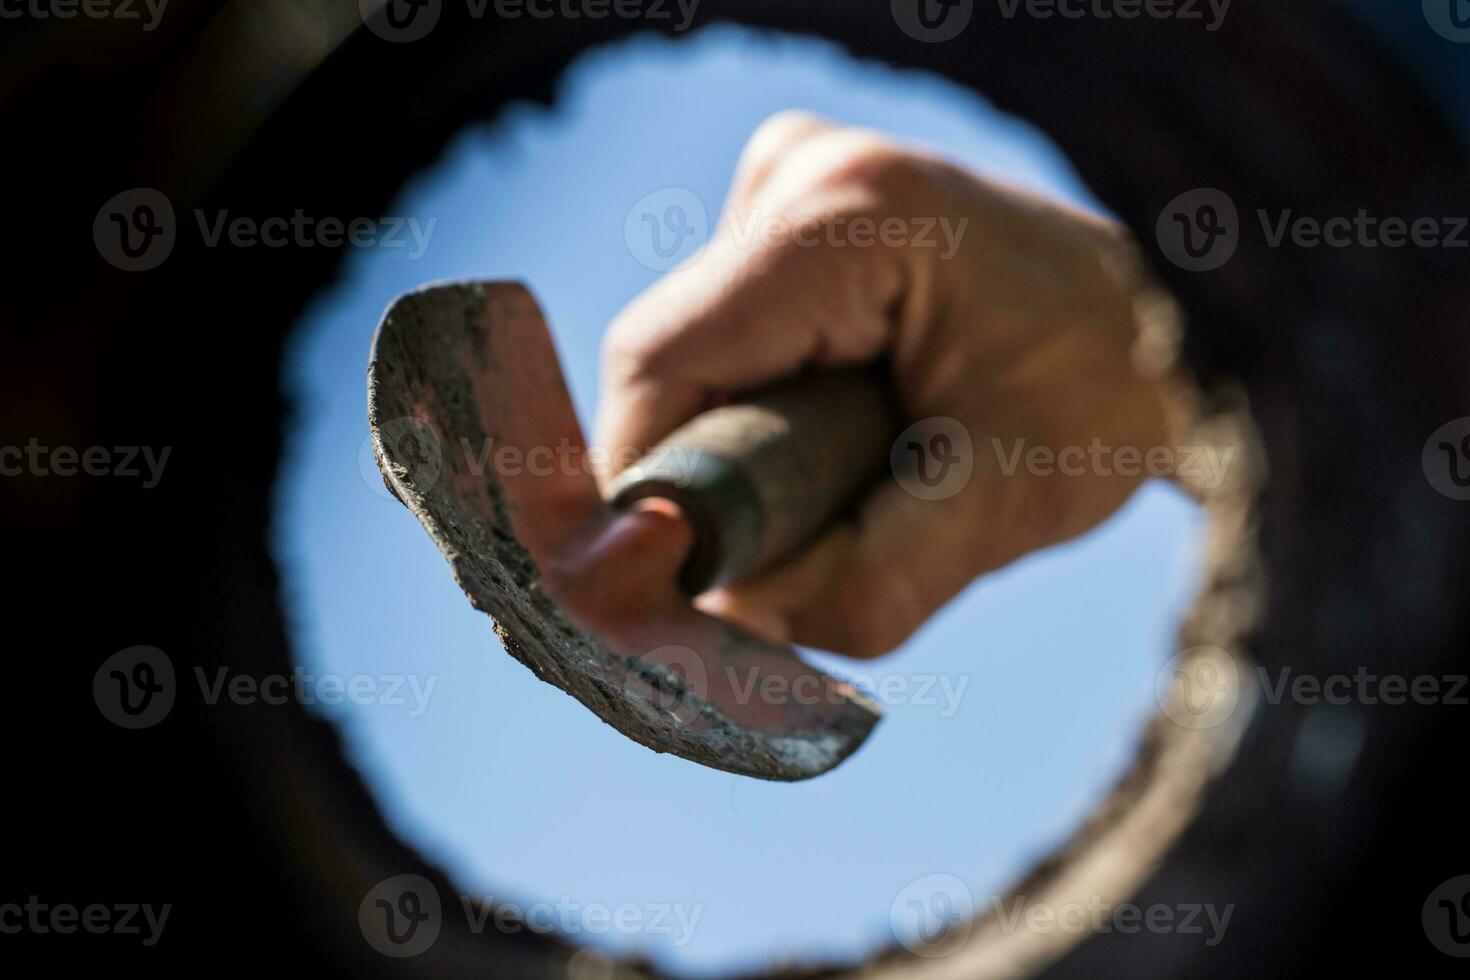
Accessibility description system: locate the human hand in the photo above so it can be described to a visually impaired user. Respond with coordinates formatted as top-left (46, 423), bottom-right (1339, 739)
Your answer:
top-left (598, 112), bottom-right (1174, 657)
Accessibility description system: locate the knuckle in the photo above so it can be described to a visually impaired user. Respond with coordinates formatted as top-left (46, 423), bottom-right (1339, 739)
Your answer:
top-left (744, 119), bottom-right (936, 211)
top-left (601, 308), bottom-right (661, 381)
top-left (841, 606), bottom-right (909, 659)
top-left (802, 136), bottom-right (930, 199)
top-left (992, 473), bottom-right (1075, 558)
top-left (810, 573), bottom-right (922, 659)
top-left (840, 627), bottom-right (897, 661)
top-left (744, 109), bottom-right (830, 164)
top-left (601, 273), bottom-right (701, 380)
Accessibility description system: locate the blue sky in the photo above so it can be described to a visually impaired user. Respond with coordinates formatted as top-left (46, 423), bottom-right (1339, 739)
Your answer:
top-left (274, 27), bottom-right (1204, 975)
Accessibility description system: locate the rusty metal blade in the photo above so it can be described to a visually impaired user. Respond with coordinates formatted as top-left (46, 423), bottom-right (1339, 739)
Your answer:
top-left (367, 281), bottom-right (880, 780)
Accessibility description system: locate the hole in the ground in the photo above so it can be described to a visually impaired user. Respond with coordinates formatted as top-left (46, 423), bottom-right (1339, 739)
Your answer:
top-left (274, 26), bottom-right (1209, 976)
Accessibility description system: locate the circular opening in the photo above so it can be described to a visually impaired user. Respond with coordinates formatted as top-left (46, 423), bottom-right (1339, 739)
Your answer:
top-left (274, 26), bottom-right (1226, 976)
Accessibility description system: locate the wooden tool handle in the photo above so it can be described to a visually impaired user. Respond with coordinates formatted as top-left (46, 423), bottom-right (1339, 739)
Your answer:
top-left (608, 368), bottom-right (898, 594)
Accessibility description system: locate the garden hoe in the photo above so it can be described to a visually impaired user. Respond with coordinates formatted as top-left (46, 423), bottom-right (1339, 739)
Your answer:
top-left (367, 281), bottom-right (895, 780)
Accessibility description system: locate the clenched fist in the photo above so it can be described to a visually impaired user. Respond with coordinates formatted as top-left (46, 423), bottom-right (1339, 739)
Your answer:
top-left (598, 111), bottom-right (1175, 657)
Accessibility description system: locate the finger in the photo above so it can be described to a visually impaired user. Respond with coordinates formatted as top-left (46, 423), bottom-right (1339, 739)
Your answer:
top-left (724, 110), bottom-right (838, 214)
top-left (596, 210), bottom-right (908, 474)
top-left (696, 477), bottom-right (986, 658)
top-left (703, 396), bottom-right (1163, 658)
